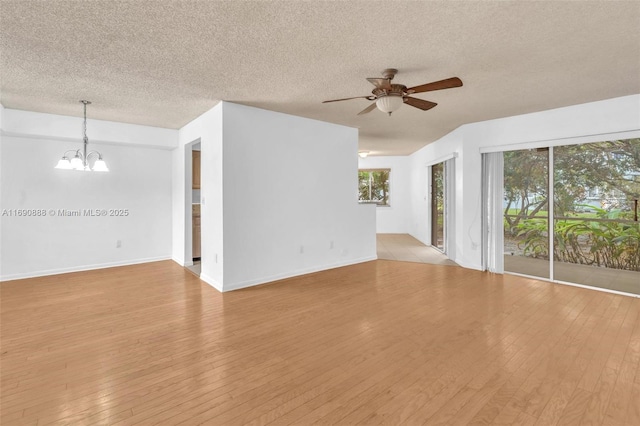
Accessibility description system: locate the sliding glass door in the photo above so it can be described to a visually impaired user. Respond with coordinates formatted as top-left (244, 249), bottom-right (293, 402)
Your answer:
top-left (501, 139), bottom-right (639, 295)
top-left (503, 148), bottom-right (550, 279)
top-left (553, 141), bottom-right (640, 294)
top-left (431, 162), bottom-right (445, 251)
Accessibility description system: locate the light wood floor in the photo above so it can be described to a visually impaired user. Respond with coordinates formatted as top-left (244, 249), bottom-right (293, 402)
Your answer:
top-left (1, 260), bottom-right (639, 425)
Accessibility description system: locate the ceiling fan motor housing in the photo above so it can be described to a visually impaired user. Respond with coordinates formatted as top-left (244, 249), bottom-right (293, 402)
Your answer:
top-left (381, 68), bottom-right (398, 80)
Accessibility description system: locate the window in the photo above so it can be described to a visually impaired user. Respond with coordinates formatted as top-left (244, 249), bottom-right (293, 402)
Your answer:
top-left (358, 169), bottom-right (390, 206)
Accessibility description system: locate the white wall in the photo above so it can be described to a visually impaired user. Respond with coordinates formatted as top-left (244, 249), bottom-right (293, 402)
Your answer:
top-left (409, 94), bottom-right (640, 270)
top-left (409, 129), bottom-right (470, 265)
top-left (199, 108), bottom-right (224, 289)
top-left (0, 109), bottom-right (176, 280)
top-left (358, 156), bottom-right (410, 234)
top-left (221, 102), bottom-right (376, 291)
top-left (173, 103), bottom-right (224, 291)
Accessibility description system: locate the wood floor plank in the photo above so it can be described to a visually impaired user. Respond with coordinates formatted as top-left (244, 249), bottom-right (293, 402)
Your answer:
top-left (556, 387), bottom-right (593, 425)
top-left (513, 410), bottom-right (538, 426)
top-left (603, 360), bottom-right (638, 425)
top-left (627, 382), bottom-right (640, 425)
top-left (578, 366), bottom-right (619, 426)
top-left (1, 259), bottom-right (638, 425)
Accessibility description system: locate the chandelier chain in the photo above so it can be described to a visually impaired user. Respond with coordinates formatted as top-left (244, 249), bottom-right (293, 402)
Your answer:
top-left (81, 100), bottom-right (91, 141)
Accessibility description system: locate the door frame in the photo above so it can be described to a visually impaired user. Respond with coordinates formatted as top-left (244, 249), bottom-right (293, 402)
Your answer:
top-left (183, 139), bottom-right (201, 267)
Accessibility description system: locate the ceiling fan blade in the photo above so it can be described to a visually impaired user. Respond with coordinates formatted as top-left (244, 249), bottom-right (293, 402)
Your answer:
top-left (406, 77), bottom-right (463, 94)
top-left (404, 97), bottom-right (438, 111)
top-left (357, 102), bottom-right (377, 115)
top-left (323, 95), bottom-right (373, 103)
top-left (366, 78), bottom-right (392, 90)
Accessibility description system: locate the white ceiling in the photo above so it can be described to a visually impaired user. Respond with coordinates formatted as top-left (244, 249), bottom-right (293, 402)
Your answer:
top-left (1, 1), bottom-right (639, 155)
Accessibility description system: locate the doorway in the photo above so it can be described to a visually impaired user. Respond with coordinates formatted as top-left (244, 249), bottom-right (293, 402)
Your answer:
top-left (184, 140), bottom-right (202, 276)
top-left (192, 143), bottom-right (201, 263)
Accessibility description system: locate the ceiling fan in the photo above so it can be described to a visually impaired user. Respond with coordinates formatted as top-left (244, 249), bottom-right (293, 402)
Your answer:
top-left (323, 69), bottom-right (462, 116)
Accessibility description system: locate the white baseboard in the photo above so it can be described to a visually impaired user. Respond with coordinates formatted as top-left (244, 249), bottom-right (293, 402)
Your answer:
top-left (456, 259), bottom-right (483, 271)
top-left (1, 255), bottom-right (378, 293)
top-left (0, 256), bottom-right (172, 282)
top-left (172, 256), bottom-right (195, 267)
top-left (172, 256), bottom-right (186, 266)
top-left (221, 255), bottom-right (378, 292)
top-left (199, 273), bottom-right (223, 292)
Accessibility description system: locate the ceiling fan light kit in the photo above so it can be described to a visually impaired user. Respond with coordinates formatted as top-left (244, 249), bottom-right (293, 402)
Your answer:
top-left (376, 95), bottom-right (403, 115)
top-left (323, 68), bottom-right (462, 116)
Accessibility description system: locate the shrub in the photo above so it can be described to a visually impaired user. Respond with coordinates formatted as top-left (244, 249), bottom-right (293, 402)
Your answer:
top-left (515, 206), bottom-right (640, 271)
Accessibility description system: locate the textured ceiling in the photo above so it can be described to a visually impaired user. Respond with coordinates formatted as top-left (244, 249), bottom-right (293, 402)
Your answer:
top-left (1, 1), bottom-right (639, 155)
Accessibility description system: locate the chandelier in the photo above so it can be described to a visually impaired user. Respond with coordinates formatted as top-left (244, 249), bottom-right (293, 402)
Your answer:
top-left (55, 100), bottom-right (109, 172)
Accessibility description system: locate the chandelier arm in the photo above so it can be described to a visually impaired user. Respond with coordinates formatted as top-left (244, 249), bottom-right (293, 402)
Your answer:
top-left (60, 149), bottom-right (80, 158)
top-left (86, 150), bottom-right (103, 160)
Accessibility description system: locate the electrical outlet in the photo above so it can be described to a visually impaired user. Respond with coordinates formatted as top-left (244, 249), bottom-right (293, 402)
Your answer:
top-left (330, 240), bottom-right (334, 249)
top-left (300, 245), bottom-right (304, 254)
top-left (116, 240), bottom-right (122, 248)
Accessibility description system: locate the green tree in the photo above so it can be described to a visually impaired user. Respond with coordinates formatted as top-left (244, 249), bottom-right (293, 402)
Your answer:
top-left (503, 149), bottom-right (549, 233)
top-left (554, 139), bottom-right (640, 217)
top-left (504, 139), bottom-right (640, 234)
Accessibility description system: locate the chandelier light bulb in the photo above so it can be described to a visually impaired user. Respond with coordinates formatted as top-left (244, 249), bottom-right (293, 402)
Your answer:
top-left (70, 155), bottom-right (84, 170)
top-left (55, 157), bottom-right (72, 169)
top-left (93, 159), bottom-right (109, 172)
